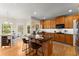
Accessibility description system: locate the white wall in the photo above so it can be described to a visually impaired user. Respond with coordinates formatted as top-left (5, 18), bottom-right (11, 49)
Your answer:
top-left (0, 16), bottom-right (31, 35)
top-left (0, 15), bottom-right (41, 37)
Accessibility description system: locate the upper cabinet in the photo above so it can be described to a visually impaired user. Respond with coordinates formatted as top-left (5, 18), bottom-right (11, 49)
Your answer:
top-left (40, 20), bottom-right (44, 29)
top-left (50, 19), bottom-right (55, 28)
top-left (44, 20), bottom-right (51, 29)
top-left (40, 20), bottom-right (51, 29)
top-left (55, 16), bottom-right (65, 25)
top-left (65, 15), bottom-right (74, 28)
top-left (73, 15), bottom-right (79, 21)
top-left (40, 15), bottom-right (79, 29)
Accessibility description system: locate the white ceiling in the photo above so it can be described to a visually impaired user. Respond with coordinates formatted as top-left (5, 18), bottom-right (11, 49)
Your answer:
top-left (0, 3), bottom-right (79, 20)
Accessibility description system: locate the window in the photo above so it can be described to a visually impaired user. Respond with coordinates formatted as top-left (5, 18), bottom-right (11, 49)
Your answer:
top-left (18, 25), bottom-right (23, 34)
top-left (2, 23), bottom-right (11, 34)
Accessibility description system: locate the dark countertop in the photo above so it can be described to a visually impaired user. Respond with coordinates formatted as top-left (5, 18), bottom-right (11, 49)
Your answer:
top-left (49, 32), bottom-right (73, 35)
top-left (55, 33), bottom-right (73, 35)
top-left (29, 35), bottom-right (52, 43)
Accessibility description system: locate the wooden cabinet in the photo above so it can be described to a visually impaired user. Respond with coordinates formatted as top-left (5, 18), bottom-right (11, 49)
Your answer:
top-left (47, 39), bottom-right (53, 56)
top-left (40, 15), bottom-right (79, 29)
top-left (54, 34), bottom-right (60, 42)
top-left (40, 20), bottom-right (44, 29)
top-left (50, 19), bottom-right (55, 28)
top-left (43, 39), bottom-right (53, 56)
top-left (65, 15), bottom-right (79, 28)
top-left (40, 15), bottom-right (76, 46)
top-left (55, 16), bottom-right (65, 25)
top-left (54, 34), bottom-right (73, 45)
top-left (65, 34), bottom-right (73, 45)
top-left (73, 14), bottom-right (79, 20)
top-left (54, 33), bottom-right (58, 41)
top-left (42, 42), bottom-right (48, 56)
top-left (41, 32), bottom-right (53, 56)
top-left (59, 34), bottom-right (65, 42)
top-left (50, 33), bottom-right (55, 41)
top-left (44, 20), bottom-right (51, 29)
top-left (65, 16), bottom-right (74, 28)
top-left (40, 19), bottom-right (55, 29)
top-left (54, 34), bottom-right (65, 43)
top-left (40, 20), bottom-right (51, 29)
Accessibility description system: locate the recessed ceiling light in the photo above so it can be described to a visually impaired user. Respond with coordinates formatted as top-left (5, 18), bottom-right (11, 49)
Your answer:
top-left (68, 9), bottom-right (72, 13)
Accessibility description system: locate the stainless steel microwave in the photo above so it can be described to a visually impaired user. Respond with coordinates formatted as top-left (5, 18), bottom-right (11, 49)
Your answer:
top-left (56, 24), bottom-right (65, 29)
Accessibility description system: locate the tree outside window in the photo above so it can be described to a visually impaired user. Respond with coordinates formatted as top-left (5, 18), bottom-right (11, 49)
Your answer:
top-left (2, 23), bottom-right (11, 35)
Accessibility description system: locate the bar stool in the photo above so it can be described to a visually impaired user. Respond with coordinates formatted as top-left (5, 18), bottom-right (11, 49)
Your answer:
top-left (22, 38), bottom-right (29, 51)
top-left (30, 42), bottom-right (44, 56)
top-left (22, 38), bottom-right (34, 56)
top-left (8, 39), bottom-right (11, 46)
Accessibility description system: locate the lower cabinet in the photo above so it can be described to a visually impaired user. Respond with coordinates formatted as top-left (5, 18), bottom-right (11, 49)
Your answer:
top-left (54, 34), bottom-right (65, 43)
top-left (54, 34), bottom-right (58, 41)
top-left (65, 34), bottom-right (73, 45)
top-left (53, 33), bottom-right (73, 45)
top-left (42, 32), bottom-right (73, 56)
top-left (50, 33), bottom-right (55, 41)
top-left (43, 39), bottom-right (53, 56)
top-left (58, 34), bottom-right (65, 43)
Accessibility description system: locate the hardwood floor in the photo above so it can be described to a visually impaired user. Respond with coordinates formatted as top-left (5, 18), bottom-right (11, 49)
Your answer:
top-left (0, 39), bottom-right (25, 56)
top-left (52, 41), bottom-right (76, 56)
top-left (0, 39), bottom-right (78, 56)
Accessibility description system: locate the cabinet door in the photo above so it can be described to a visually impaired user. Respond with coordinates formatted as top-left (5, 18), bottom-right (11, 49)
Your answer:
top-left (54, 34), bottom-right (58, 41)
top-left (65, 35), bottom-right (73, 45)
top-left (43, 20), bottom-right (46, 29)
top-left (58, 34), bottom-right (65, 42)
top-left (46, 20), bottom-right (51, 29)
top-left (43, 40), bottom-right (53, 56)
top-left (73, 15), bottom-right (79, 20)
top-left (55, 16), bottom-right (65, 24)
top-left (54, 34), bottom-right (65, 43)
top-left (50, 33), bottom-right (55, 41)
top-left (54, 34), bottom-right (61, 42)
top-left (55, 17), bottom-right (59, 24)
top-left (47, 40), bottom-right (53, 56)
top-left (65, 16), bottom-right (74, 28)
top-left (43, 42), bottom-right (48, 56)
top-left (44, 21), bottom-right (46, 28)
top-left (43, 20), bottom-right (51, 29)
top-left (50, 19), bottom-right (55, 28)
top-left (40, 20), bottom-right (44, 29)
